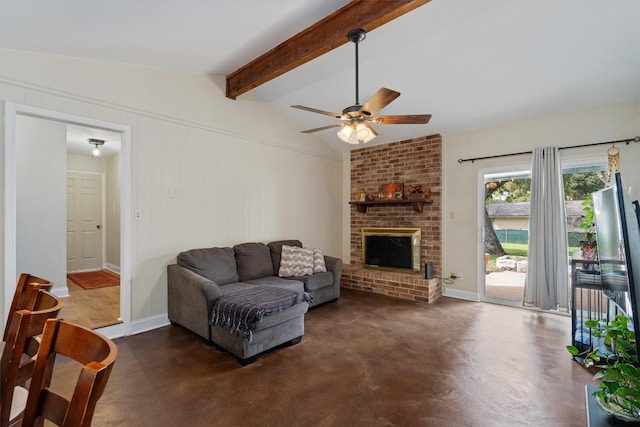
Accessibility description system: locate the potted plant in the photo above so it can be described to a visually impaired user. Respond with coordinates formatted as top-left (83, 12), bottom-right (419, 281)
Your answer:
top-left (567, 315), bottom-right (640, 421)
top-left (579, 194), bottom-right (597, 260)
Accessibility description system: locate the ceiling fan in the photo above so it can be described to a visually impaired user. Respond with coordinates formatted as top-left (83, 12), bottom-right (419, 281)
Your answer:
top-left (291, 28), bottom-right (431, 145)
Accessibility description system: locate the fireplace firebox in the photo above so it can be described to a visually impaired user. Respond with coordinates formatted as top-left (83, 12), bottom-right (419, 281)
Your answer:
top-left (362, 228), bottom-right (421, 273)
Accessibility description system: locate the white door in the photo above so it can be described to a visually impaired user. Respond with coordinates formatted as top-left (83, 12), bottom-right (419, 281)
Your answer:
top-left (67, 172), bottom-right (103, 272)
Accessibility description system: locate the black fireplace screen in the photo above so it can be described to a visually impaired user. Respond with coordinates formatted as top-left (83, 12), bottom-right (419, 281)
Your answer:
top-left (361, 227), bottom-right (421, 272)
top-left (365, 236), bottom-right (412, 269)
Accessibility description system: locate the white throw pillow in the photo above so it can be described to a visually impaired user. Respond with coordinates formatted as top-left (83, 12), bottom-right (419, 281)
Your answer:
top-left (312, 248), bottom-right (327, 273)
top-left (278, 245), bottom-right (314, 277)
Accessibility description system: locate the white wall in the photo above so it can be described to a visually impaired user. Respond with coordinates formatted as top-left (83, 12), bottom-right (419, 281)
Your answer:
top-left (0, 48), bottom-right (344, 326)
top-left (106, 153), bottom-right (121, 271)
top-left (67, 152), bottom-right (107, 173)
top-left (15, 115), bottom-right (67, 293)
top-left (443, 101), bottom-right (640, 298)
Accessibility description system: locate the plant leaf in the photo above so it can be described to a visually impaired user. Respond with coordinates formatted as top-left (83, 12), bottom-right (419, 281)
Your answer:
top-left (566, 345), bottom-right (579, 356)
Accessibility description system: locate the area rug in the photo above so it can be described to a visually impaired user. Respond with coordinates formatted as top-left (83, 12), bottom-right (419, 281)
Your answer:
top-left (67, 271), bottom-right (120, 290)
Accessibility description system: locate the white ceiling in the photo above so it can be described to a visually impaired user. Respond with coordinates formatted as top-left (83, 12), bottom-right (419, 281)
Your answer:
top-left (66, 124), bottom-right (121, 158)
top-left (1, 0), bottom-right (638, 152)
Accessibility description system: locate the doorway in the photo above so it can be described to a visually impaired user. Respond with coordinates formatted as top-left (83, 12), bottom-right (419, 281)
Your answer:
top-left (482, 168), bottom-right (531, 306)
top-left (480, 160), bottom-right (608, 308)
top-left (64, 124), bottom-right (122, 329)
top-left (3, 103), bottom-right (131, 339)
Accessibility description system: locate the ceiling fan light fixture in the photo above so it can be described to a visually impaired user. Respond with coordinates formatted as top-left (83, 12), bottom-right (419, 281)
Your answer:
top-left (337, 123), bottom-right (377, 145)
top-left (293, 28), bottom-right (430, 143)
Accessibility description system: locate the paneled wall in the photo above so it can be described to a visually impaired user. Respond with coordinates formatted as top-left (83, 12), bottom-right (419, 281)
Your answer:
top-left (0, 48), bottom-right (344, 330)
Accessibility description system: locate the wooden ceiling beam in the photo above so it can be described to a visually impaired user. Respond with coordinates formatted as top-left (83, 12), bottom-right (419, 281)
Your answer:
top-left (225, 0), bottom-right (431, 100)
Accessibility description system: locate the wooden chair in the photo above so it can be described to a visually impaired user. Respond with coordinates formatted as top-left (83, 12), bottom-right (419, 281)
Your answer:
top-left (3, 274), bottom-right (53, 342)
top-left (22, 319), bottom-right (118, 427)
top-left (0, 290), bottom-right (63, 427)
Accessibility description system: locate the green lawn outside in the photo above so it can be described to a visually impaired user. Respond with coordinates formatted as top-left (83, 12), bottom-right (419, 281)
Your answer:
top-left (500, 242), bottom-right (580, 257)
top-left (501, 243), bottom-right (527, 256)
top-left (486, 243), bottom-right (581, 272)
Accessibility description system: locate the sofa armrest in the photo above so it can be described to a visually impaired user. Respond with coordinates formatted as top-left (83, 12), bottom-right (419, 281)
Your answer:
top-left (324, 255), bottom-right (343, 290)
top-left (168, 264), bottom-right (221, 341)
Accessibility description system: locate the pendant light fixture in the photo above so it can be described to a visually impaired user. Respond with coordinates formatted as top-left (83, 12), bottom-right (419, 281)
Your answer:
top-left (88, 138), bottom-right (105, 158)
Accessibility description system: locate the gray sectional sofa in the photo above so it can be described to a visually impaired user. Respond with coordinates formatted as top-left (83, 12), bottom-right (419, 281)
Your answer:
top-left (167, 239), bottom-right (342, 364)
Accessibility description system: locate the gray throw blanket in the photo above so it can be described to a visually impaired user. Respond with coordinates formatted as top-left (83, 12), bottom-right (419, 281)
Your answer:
top-left (209, 287), bottom-right (312, 341)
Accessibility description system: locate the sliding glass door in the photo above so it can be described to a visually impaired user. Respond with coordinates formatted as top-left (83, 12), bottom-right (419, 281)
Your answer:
top-left (482, 169), bottom-right (531, 306)
top-left (480, 160), bottom-right (606, 308)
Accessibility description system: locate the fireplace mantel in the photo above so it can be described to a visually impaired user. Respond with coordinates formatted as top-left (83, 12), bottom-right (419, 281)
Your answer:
top-left (349, 198), bottom-right (433, 213)
top-left (346, 134), bottom-right (441, 303)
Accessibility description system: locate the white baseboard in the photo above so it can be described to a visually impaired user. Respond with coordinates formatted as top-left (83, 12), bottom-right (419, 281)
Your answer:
top-left (130, 314), bottom-right (170, 335)
top-left (442, 287), bottom-right (481, 302)
top-left (96, 323), bottom-right (126, 340)
top-left (50, 286), bottom-right (69, 299)
top-left (106, 263), bottom-right (120, 274)
top-left (94, 314), bottom-right (169, 340)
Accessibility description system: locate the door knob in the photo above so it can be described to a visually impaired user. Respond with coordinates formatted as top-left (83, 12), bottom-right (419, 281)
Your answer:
top-left (96, 225), bottom-right (101, 229)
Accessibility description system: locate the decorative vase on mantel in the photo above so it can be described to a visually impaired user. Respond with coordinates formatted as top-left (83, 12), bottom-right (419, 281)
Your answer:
top-left (405, 184), bottom-right (430, 201)
top-left (408, 193), bottom-right (427, 201)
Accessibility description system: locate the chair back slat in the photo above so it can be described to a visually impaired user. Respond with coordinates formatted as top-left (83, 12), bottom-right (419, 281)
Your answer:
top-left (0, 290), bottom-right (63, 427)
top-left (3, 274), bottom-right (52, 341)
top-left (22, 319), bottom-right (117, 427)
top-left (41, 391), bottom-right (70, 425)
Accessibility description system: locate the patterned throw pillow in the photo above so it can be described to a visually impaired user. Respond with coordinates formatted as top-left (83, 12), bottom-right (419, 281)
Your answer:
top-left (278, 245), bottom-right (314, 277)
top-left (312, 248), bottom-right (327, 273)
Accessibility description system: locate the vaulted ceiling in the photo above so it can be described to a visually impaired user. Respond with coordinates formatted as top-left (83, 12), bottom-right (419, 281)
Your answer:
top-left (1, 0), bottom-right (638, 153)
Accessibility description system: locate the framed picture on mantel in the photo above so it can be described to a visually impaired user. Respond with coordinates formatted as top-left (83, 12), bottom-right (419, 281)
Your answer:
top-left (379, 183), bottom-right (404, 200)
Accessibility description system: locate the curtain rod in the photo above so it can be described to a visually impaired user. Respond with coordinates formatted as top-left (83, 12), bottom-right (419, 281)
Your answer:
top-left (457, 136), bottom-right (640, 164)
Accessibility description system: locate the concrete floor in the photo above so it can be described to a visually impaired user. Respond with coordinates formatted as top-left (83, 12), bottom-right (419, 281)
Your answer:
top-left (485, 271), bottom-right (526, 301)
top-left (48, 288), bottom-right (601, 426)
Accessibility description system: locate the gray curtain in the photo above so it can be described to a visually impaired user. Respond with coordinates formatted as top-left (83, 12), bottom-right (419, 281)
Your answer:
top-left (524, 146), bottom-right (569, 310)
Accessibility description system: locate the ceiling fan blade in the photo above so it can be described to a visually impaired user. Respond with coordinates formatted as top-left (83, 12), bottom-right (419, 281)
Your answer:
top-left (360, 88), bottom-right (400, 116)
top-left (372, 114), bottom-right (432, 125)
top-left (300, 123), bottom-right (346, 134)
top-left (291, 105), bottom-right (342, 118)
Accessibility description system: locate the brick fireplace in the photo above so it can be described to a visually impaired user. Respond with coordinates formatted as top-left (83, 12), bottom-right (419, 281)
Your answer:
top-left (341, 134), bottom-right (442, 303)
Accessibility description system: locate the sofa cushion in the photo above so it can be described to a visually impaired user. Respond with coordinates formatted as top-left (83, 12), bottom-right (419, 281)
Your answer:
top-left (177, 247), bottom-right (239, 285)
top-left (312, 248), bottom-right (327, 273)
top-left (254, 300), bottom-right (308, 331)
top-left (244, 276), bottom-right (305, 293)
top-left (267, 240), bottom-right (303, 273)
top-left (218, 282), bottom-right (257, 297)
top-left (278, 245), bottom-right (314, 277)
top-left (287, 271), bottom-right (334, 291)
top-left (233, 242), bottom-right (274, 281)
